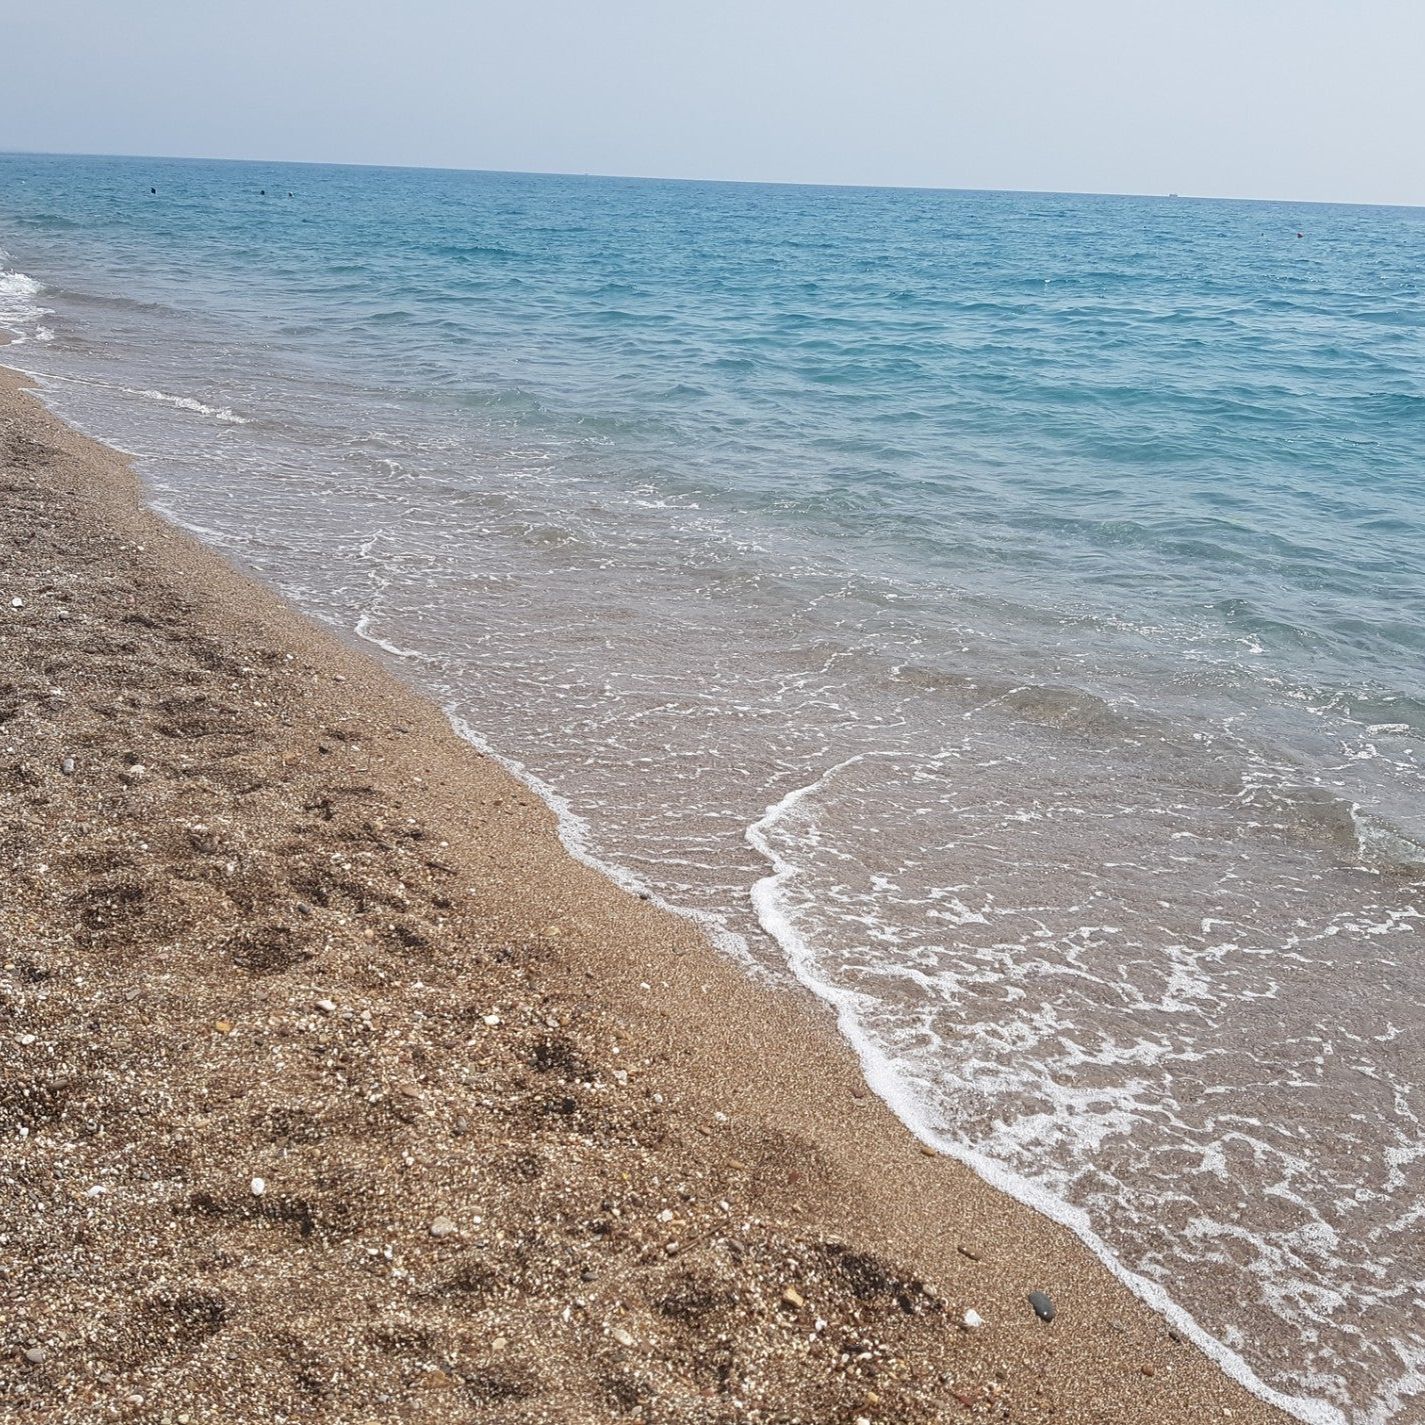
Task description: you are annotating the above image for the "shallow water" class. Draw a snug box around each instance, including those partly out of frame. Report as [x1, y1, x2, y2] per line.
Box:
[2, 153, 1422, 1422]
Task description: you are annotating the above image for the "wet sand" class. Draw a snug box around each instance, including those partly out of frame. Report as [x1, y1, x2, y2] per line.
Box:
[0, 363, 1290, 1422]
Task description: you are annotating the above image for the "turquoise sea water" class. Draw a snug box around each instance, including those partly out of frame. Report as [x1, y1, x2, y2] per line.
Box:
[2, 153, 1422, 1421]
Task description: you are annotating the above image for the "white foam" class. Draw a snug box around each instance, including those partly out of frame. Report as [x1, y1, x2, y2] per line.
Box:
[136, 388, 249, 424]
[8, 369, 250, 425]
[353, 614, 427, 662]
[442, 710, 756, 967]
[0, 266, 51, 341]
[744, 761, 1347, 1425]
[3, 297, 1392, 1423]
[348, 604, 759, 966]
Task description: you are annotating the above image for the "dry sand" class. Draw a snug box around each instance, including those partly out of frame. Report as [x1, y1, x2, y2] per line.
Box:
[0, 364, 1291, 1422]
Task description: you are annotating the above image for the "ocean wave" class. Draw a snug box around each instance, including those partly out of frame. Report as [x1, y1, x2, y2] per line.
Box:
[0, 266, 50, 337]
[744, 756, 1349, 1425]
[51, 286, 181, 317]
[1236, 776, 1425, 875]
[136, 388, 249, 424]
[14, 369, 251, 425]
[7, 159, 1423, 1420]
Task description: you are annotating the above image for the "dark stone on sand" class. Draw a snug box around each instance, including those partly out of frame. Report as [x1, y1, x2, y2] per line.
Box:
[1028, 1290, 1055, 1322]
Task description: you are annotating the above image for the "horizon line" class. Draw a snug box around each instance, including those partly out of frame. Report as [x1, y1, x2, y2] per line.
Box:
[2, 145, 1421, 212]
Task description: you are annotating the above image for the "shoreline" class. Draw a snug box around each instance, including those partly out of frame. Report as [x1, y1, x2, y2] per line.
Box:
[0, 362, 1296, 1422]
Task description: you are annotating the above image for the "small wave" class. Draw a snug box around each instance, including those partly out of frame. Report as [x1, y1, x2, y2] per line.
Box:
[896, 665, 1149, 741]
[136, 388, 250, 424]
[16, 370, 251, 425]
[1237, 779, 1425, 875]
[745, 760, 1348, 1425]
[441, 712, 755, 969]
[990, 682, 1140, 736]
[425, 241, 527, 263]
[47, 286, 180, 317]
[17, 211, 82, 232]
[0, 267, 51, 337]
[1350, 807, 1425, 876]
[0, 269, 42, 301]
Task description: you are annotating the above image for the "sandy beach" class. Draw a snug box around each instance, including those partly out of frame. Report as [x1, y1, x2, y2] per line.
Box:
[0, 361, 1290, 1423]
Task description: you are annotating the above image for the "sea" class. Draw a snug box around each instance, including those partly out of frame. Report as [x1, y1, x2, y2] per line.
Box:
[1, 152, 1421, 1423]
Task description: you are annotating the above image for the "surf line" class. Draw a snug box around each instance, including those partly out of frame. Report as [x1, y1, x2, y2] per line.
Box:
[743, 750, 1344, 1425]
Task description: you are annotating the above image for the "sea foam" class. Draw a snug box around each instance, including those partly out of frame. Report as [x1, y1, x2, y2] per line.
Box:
[4, 155, 1422, 1423]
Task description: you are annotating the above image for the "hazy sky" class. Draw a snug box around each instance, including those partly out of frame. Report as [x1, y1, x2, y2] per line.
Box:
[4, 0, 1422, 205]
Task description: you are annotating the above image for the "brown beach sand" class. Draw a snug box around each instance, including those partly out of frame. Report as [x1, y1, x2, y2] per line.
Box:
[0, 363, 1290, 1424]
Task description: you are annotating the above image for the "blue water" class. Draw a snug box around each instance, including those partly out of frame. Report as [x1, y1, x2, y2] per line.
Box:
[2, 153, 1423, 1422]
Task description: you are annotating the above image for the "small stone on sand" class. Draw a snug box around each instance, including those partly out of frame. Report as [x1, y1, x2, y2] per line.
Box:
[250, 1176, 266, 1197]
[23, 1346, 46, 1364]
[611, 1327, 635, 1348]
[430, 1216, 458, 1238]
[1029, 1290, 1056, 1322]
[961, 1308, 984, 1330]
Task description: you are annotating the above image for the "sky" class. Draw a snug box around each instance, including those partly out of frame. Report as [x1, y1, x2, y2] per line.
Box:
[3, 0, 1422, 206]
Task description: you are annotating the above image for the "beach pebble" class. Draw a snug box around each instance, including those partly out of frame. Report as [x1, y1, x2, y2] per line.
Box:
[961, 1308, 984, 1330]
[10, 597, 23, 609]
[611, 1327, 635, 1348]
[1029, 1290, 1056, 1322]
[23, 1346, 47, 1364]
[314, 998, 337, 1014]
[250, 1176, 266, 1197]
[781, 1285, 805, 1309]
[60, 757, 75, 776]
[429, 1216, 458, 1238]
